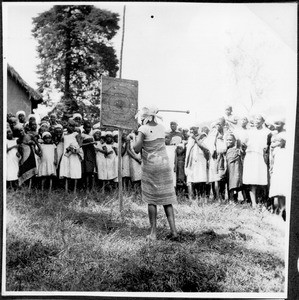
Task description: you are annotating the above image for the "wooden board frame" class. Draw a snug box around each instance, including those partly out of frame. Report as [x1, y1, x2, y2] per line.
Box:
[100, 76, 138, 130]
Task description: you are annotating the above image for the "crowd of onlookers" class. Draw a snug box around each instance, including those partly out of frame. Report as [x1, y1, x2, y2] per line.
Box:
[6, 105, 287, 219]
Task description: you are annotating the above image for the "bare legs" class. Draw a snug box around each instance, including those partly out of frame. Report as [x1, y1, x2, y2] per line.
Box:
[249, 185, 257, 208]
[65, 178, 77, 194]
[163, 204, 178, 238]
[147, 204, 178, 241]
[148, 204, 157, 240]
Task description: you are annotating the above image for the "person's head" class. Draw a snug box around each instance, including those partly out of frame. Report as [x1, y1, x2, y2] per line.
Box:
[67, 119, 76, 133]
[140, 106, 160, 125]
[225, 133, 236, 148]
[42, 132, 52, 144]
[7, 113, 14, 122]
[240, 116, 248, 129]
[14, 124, 25, 138]
[28, 114, 36, 123]
[170, 121, 178, 132]
[201, 126, 210, 136]
[93, 130, 101, 141]
[72, 113, 83, 126]
[16, 111, 26, 123]
[29, 120, 37, 132]
[8, 117, 17, 129]
[225, 105, 232, 116]
[105, 132, 113, 144]
[182, 128, 189, 137]
[83, 120, 92, 134]
[54, 125, 63, 140]
[61, 116, 69, 129]
[176, 143, 185, 155]
[100, 132, 106, 144]
[218, 117, 226, 127]
[278, 137, 286, 149]
[190, 125, 199, 135]
[7, 128, 13, 140]
[41, 115, 50, 123]
[113, 131, 118, 143]
[254, 114, 265, 129]
[273, 118, 285, 133]
[50, 113, 57, 125]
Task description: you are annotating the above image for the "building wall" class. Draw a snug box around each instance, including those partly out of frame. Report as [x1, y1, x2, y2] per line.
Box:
[7, 76, 32, 116]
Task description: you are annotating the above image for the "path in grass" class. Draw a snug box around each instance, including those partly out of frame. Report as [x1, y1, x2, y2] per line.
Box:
[5, 189, 286, 292]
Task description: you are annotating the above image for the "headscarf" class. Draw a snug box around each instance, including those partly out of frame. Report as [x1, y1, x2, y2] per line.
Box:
[42, 131, 52, 138]
[16, 111, 26, 118]
[28, 114, 36, 121]
[73, 113, 82, 120]
[54, 124, 63, 129]
[93, 129, 101, 135]
[137, 106, 162, 124]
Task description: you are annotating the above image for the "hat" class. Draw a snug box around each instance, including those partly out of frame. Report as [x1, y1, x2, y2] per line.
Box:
[105, 131, 113, 136]
[101, 131, 107, 137]
[112, 130, 118, 136]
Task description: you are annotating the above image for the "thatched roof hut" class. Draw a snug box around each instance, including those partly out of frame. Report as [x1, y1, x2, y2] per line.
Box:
[7, 64, 43, 116]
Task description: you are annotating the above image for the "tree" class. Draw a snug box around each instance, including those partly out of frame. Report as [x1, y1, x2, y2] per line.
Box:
[32, 5, 120, 116]
[225, 32, 274, 114]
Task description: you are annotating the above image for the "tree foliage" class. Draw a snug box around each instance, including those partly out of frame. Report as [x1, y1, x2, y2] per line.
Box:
[32, 5, 120, 116]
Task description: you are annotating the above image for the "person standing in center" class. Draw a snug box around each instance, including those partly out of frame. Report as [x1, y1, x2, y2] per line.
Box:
[134, 107, 178, 242]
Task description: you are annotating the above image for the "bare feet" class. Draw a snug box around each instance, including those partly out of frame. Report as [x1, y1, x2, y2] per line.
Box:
[146, 234, 156, 242]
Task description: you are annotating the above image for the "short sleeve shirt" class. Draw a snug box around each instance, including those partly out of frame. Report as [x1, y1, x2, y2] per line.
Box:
[138, 124, 166, 141]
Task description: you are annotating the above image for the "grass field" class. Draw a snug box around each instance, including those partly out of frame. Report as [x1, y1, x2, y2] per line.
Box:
[4, 187, 286, 293]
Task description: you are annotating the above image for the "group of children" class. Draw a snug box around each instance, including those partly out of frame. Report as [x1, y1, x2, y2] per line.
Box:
[6, 111, 142, 193]
[165, 105, 287, 218]
[6, 106, 288, 218]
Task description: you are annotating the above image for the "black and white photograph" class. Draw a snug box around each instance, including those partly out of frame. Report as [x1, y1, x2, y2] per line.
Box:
[2, 1, 298, 298]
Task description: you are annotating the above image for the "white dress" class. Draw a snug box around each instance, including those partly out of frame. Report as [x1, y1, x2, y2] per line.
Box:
[94, 142, 107, 180]
[185, 136, 208, 183]
[122, 143, 131, 177]
[6, 139, 19, 181]
[38, 144, 56, 177]
[105, 144, 117, 180]
[59, 132, 83, 179]
[243, 127, 269, 185]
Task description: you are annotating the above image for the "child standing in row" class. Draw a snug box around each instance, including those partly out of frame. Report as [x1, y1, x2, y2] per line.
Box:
[38, 132, 58, 192]
[6, 128, 20, 189]
[225, 133, 244, 202]
[81, 120, 96, 190]
[59, 119, 84, 194]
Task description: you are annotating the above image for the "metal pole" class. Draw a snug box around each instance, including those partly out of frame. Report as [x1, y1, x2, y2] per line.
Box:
[158, 109, 190, 114]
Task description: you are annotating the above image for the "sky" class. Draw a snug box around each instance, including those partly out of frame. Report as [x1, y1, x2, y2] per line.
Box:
[3, 2, 297, 129]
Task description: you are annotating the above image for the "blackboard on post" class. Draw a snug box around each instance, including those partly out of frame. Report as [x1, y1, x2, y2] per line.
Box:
[100, 76, 138, 130]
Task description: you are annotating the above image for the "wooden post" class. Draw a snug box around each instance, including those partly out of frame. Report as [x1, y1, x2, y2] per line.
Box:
[118, 128, 123, 212]
[118, 5, 126, 214]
